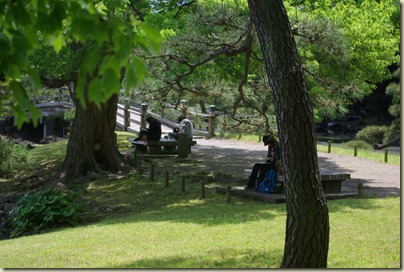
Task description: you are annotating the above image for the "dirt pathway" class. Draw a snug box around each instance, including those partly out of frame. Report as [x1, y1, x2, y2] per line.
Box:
[188, 138, 400, 198]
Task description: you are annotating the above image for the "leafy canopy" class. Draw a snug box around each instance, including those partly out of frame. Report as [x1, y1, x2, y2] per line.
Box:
[0, 0, 162, 128]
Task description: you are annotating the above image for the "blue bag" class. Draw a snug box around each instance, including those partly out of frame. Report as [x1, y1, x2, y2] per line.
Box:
[258, 169, 277, 194]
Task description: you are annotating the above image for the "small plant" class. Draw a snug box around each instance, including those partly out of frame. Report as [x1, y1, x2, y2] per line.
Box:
[0, 139, 34, 177]
[9, 188, 84, 238]
[342, 140, 372, 150]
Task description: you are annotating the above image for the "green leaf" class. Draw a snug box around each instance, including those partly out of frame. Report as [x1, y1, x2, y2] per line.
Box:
[132, 56, 147, 85]
[10, 81, 29, 105]
[124, 64, 137, 91]
[26, 104, 41, 127]
[99, 56, 119, 75]
[50, 33, 66, 53]
[75, 80, 85, 109]
[62, 208, 74, 217]
[88, 77, 102, 108]
[26, 68, 41, 95]
[8, 63, 21, 79]
[101, 68, 120, 100]
[10, 2, 32, 26]
[13, 105, 30, 129]
[140, 22, 163, 53]
[44, 212, 54, 222]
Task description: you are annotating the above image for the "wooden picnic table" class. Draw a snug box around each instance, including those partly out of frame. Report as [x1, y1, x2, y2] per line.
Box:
[129, 137, 197, 157]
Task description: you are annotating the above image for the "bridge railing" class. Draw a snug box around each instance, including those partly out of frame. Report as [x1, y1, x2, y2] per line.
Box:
[116, 103, 213, 137]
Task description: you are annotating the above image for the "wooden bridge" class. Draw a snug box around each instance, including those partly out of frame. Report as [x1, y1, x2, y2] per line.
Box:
[115, 103, 212, 137]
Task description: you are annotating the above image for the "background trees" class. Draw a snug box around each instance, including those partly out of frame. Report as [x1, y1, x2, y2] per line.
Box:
[1, 0, 399, 143]
[131, 0, 399, 135]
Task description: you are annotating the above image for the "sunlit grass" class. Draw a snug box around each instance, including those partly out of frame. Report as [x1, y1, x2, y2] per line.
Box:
[0, 196, 399, 268]
[317, 143, 400, 166]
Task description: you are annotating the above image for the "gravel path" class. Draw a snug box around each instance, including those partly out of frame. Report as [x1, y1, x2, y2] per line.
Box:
[190, 138, 400, 198]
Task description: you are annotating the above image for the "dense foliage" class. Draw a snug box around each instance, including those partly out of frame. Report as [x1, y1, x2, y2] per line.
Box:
[9, 188, 83, 238]
[356, 125, 389, 144]
[131, 0, 400, 133]
[0, 0, 399, 134]
[0, 0, 161, 128]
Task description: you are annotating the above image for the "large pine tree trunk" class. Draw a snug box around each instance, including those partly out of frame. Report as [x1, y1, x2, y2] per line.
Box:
[60, 93, 124, 178]
[247, 0, 329, 268]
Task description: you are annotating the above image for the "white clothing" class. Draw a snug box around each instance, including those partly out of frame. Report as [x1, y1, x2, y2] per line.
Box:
[180, 118, 194, 140]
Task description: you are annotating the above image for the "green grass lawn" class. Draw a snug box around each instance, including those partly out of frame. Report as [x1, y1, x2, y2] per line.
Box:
[0, 132, 400, 268]
[0, 196, 400, 268]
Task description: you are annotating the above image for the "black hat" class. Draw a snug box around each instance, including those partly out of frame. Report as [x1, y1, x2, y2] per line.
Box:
[263, 135, 271, 146]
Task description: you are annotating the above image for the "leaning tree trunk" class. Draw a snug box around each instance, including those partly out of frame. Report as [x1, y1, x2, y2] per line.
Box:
[60, 93, 124, 178]
[373, 135, 400, 150]
[247, 0, 329, 268]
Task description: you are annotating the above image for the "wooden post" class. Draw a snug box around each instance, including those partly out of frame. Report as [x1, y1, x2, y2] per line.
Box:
[357, 183, 364, 198]
[181, 176, 185, 193]
[140, 103, 147, 129]
[137, 160, 142, 175]
[164, 171, 169, 187]
[208, 105, 215, 139]
[226, 186, 231, 203]
[134, 149, 138, 163]
[328, 140, 332, 153]
[178, 133, 188, 158]
[150, 164, 155, 182]
[200, 180, 205, 199]
[124, 99, 130, 131]
[384, 148, 388, 163]
[354, 146, 357, 157]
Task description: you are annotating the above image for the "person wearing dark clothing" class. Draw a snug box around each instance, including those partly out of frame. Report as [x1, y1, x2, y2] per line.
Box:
[245, 135, 281, 190]
[134, 115, 162, 143]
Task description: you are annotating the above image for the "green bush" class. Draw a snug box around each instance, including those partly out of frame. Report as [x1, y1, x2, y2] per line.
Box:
[9, 188, 84, 238]
[0, 139, 34, 177]
[383, 119, 400, 143]
[342, 140, 372, 150]
[356, 125, 388, 144]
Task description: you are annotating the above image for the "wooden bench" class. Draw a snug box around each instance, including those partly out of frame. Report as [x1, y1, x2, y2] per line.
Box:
[244, 169, 351, 194]
[129, 138, 197, 156]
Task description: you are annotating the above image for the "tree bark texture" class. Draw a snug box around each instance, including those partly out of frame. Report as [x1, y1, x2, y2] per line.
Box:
[61, 93, 124, 178]
[247, 0, 329, 268]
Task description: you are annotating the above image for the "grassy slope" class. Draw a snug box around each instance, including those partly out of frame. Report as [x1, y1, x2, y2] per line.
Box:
[0, 197, 399, 268]
[0, 132, 400, 268]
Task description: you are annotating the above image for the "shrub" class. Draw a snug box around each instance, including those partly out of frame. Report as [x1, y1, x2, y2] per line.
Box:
[9, 188, 84, 238]
[383, 119, 400, 143]
[355, 125, 388, 144]
[342, 140, 372, 150]
[0, 139, 34, 177]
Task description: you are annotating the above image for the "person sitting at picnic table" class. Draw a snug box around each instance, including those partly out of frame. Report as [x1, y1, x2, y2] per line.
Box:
[134, 115, 162, 142]
[245, 134, 281, 190]
[168, 116, 194, 141]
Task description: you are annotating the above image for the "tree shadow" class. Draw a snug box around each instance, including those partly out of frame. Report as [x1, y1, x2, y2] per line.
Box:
[113, 248, 283, 268]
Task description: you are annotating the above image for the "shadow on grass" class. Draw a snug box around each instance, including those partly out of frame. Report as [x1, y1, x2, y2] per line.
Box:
[76, 165, 395, 229]
[69, 140, 399, 227]
[114, 248, 283, 268]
